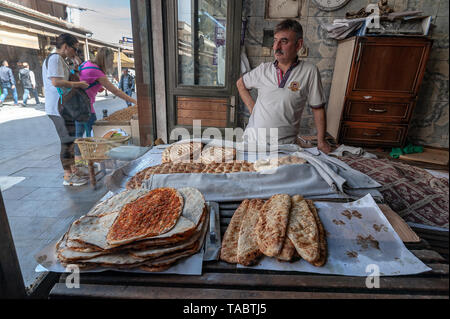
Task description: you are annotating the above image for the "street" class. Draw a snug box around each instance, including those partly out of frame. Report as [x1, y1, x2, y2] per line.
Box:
[0, 91, 135, 288]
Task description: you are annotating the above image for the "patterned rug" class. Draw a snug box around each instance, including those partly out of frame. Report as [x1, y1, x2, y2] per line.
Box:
[338, 156, 449, 229]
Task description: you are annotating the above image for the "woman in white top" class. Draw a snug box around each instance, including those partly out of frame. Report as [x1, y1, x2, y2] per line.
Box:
[42, 33, 90, 186]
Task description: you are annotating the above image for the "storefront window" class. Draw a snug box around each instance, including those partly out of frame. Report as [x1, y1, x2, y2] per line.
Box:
[177, 0, 227, 87]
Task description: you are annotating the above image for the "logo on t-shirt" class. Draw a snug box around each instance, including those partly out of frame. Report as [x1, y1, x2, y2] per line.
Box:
[288, 81, 300, 92]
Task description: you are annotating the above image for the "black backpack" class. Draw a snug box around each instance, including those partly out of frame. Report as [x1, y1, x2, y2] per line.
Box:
[45, 54, 92, 122]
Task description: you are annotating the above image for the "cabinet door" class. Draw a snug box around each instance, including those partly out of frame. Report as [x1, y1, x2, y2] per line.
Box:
[348, 37, 432, 98]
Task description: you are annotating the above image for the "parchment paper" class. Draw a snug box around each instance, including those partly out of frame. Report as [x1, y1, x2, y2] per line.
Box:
[238, 194, 431, 277]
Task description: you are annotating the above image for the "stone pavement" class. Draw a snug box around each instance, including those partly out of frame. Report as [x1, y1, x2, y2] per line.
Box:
[0, 92, 135, 289]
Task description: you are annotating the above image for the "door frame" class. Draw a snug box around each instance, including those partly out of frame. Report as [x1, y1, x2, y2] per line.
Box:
[164, 0, 243, 140]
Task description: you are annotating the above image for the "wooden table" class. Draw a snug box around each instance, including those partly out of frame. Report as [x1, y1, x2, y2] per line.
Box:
[49, 201, 449, 299]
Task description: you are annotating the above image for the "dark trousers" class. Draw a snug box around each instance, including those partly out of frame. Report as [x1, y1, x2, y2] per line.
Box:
[124, 89, 133, 107]
[74, 112, 97, 156]
[23, 88, 40, 104]
[48, 115, 76, 171]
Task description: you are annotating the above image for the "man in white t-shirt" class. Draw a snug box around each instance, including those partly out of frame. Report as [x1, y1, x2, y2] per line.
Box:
[237, 19, 331, 154]
[42, 33, 89, 186]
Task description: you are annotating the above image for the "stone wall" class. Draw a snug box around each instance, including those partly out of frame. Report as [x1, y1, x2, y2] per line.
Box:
[240, 0, 449, 148]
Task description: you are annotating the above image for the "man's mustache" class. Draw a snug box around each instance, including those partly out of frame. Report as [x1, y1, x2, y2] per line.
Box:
[275, 49, 284, 55]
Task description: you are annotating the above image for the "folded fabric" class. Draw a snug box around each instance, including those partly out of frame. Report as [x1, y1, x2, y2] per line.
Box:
[390, 144, 424, 159]
[403, 143, 424, 155]
[329, 144, 377, 159]
[390, 148, 404, 159]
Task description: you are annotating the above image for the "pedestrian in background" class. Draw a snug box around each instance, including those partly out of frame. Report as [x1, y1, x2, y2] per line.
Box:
[119, 68, 135, 107]
[0, 60, 19, 106]
[19, 62, 41, 106]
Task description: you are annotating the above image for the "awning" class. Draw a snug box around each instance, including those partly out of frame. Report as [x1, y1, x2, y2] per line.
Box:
[114, 51, 135, 69]
[0, 26, 39, 50]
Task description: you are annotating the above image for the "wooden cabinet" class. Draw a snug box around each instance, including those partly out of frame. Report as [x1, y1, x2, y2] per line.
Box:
[327, 36, 432, 148]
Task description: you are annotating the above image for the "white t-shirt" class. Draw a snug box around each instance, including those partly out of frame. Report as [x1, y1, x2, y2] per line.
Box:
[42, 54, 70, 116]
[243, 60, 326, 144]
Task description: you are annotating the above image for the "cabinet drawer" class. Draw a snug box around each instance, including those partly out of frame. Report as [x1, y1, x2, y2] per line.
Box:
[340, 122, 408, 147]
[343, 100, 413, 123]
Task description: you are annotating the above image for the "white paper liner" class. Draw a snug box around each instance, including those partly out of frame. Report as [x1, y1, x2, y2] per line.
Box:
[238, 194, 431, 277]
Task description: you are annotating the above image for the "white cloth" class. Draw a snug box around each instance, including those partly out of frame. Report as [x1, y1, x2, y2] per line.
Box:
[242, 61, 326, 144]
[42, 54, 70, 116]
[29, 70, 36, 88]
[329, 144, 378, 159]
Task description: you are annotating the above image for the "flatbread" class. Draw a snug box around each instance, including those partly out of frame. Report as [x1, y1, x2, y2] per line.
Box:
[162, 142, 203, 163]
[139, 210, 209, 268]
[107, 188, 184, 245]
[287, 195, 320, 263]
[220, 200, 249, 264]
[200, 146, 236, 164]
[256, 194, 291, 257]
[130, 207, 206, 258]
[237, 199, 264, 266]
[122, 205, 206, 250]
[67, 212, 119, 250]
[177, 187, 205, 227]
[87, 189, 149, 217]
[306, 200, 327, 267]
[277, 237, 296, 262]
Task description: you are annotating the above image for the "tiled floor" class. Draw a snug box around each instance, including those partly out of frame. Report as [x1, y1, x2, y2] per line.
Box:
[0, 94, 131, 289]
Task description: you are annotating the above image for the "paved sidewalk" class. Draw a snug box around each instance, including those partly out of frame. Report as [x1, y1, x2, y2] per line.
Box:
[0, 93, 134, 289]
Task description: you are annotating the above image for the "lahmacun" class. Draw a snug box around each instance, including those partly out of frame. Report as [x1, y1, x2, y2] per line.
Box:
[107, 188, 184, 245]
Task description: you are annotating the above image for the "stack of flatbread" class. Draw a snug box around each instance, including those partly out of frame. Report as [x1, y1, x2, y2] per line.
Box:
[161, 142, 237, 164]
[220, 194, 327, 267]
[126, 161, 255, 190]
[56, 187, 208, 272]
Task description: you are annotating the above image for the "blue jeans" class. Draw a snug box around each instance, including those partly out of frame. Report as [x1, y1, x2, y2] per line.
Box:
[124, 89, 133, 106]
[23, 88, 40, 105]
[74, 113, 97, 156]
[0, 86, 18, 104]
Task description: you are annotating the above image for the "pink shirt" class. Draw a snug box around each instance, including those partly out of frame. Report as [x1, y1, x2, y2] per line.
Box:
[79, 61, 105, 113]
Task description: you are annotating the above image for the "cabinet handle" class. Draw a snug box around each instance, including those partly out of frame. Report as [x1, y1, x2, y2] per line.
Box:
[369, 108, 387, 113]
[363, 96, 373, 100]
[363, 132, 382, 137]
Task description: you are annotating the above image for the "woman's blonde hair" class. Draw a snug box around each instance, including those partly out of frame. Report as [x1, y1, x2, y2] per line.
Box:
[93, 47, 114, 74]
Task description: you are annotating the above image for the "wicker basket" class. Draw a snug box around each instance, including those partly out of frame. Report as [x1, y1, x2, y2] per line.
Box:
[75, 136, 131, 161]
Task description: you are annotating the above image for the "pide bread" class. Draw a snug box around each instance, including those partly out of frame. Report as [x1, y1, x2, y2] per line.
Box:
[287, 195, 320, 263]
[256, 194, 291, 257]
[237, 199, 264, 266]
[221, 195, 327, 267]
[220, 200, 249, 264]
[126, 161, 256, 189]
[162, 142, 203, 163]
[200, 146, 236, 164]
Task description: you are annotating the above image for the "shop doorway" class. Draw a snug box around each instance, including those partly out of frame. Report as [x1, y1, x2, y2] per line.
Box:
[165, 0, 242, 141]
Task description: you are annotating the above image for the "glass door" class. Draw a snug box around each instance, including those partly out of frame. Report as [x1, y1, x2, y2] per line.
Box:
[165, 0, 242, 140]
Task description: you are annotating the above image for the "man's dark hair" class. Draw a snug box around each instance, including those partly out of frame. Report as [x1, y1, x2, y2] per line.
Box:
[274, 19, 303, 41]
[55, 33, 78, 49]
